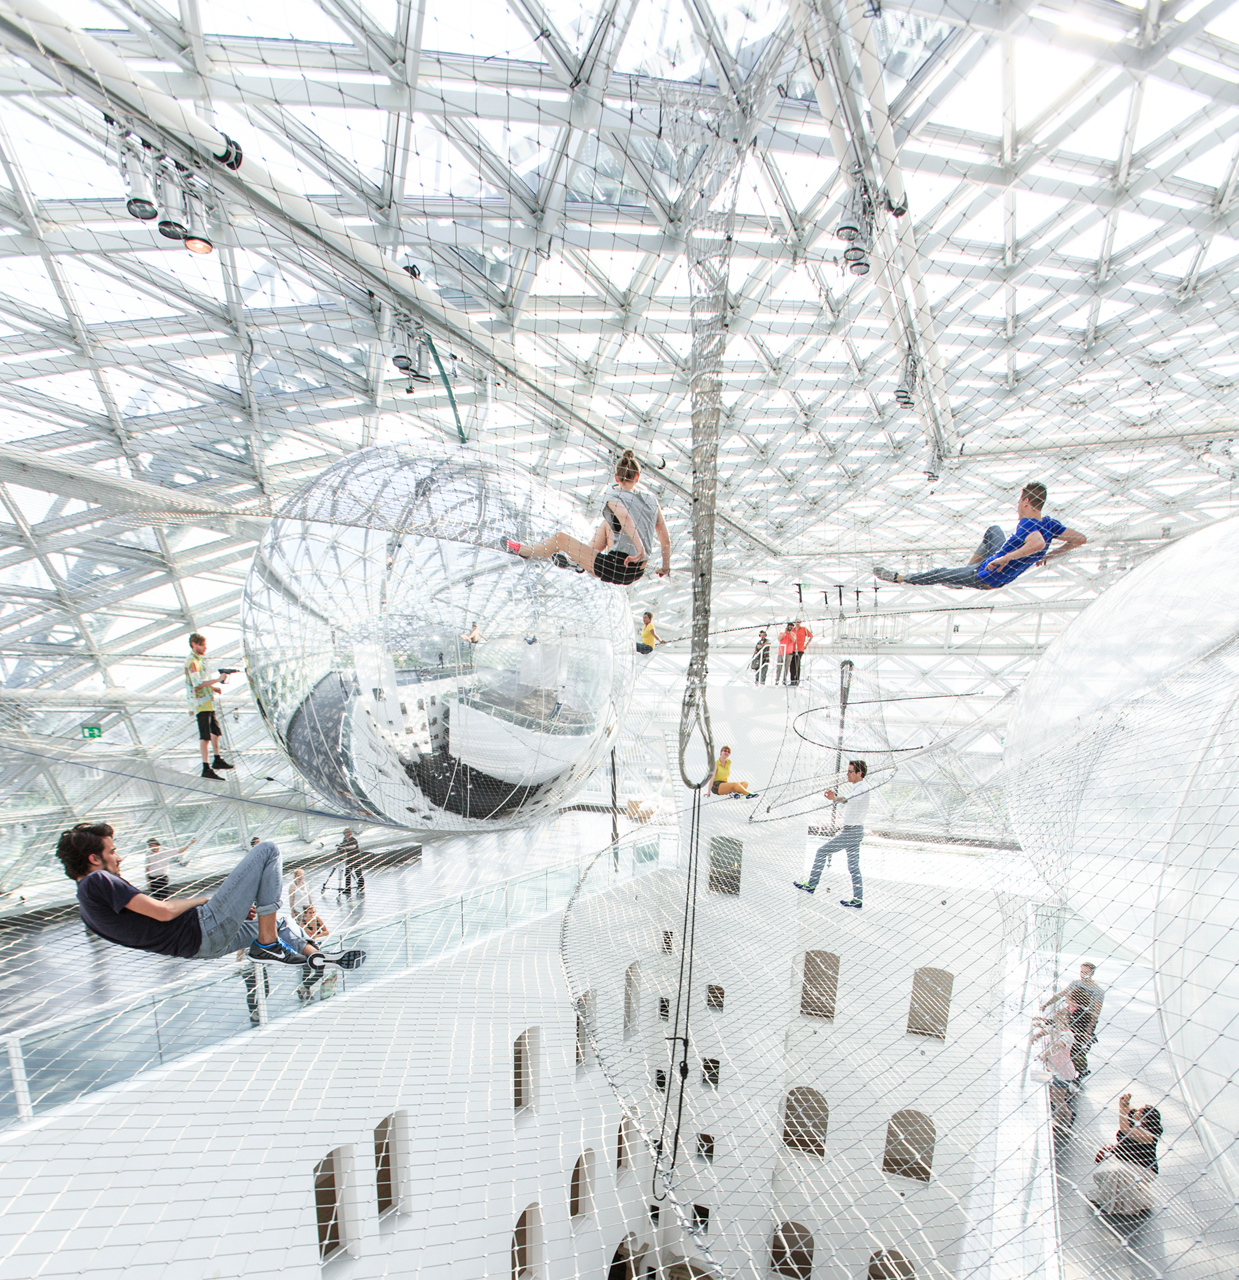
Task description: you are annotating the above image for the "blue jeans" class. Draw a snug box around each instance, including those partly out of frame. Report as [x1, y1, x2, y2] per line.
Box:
[807, 826, 864, 898]
[903, 526, 1004, 588]
[197, 841, 296, 959]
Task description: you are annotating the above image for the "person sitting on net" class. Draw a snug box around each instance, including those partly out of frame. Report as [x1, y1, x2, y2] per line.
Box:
[504, 449, 670, 586]
[711, 746, 756, 799]
[460, 623, 485, 644]
[636, 611, 664, 655]
[1090, 1093, 1162, 1216]
[873, 483, 1086, 589]
[289, 866, 330, 940]
[58, 822, 364, 972]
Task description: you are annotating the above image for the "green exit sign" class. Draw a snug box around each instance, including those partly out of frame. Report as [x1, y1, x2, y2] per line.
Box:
[81, 725, 103, 739]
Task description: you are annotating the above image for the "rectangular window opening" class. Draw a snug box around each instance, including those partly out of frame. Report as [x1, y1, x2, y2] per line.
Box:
[315, 1151, 343, 1261]
[374, 1116, 395, 1216]
[801, 951, 839, 1021]
[696, 1133, 715, 1162]
[661, 929, 674, 954]
[693, 1204, 710, 1233]
[706, 984, 725, 1010]
[708, 836, 743, 895]
[701, 1057, 720, 1088]
[658, 996, 670, 1020]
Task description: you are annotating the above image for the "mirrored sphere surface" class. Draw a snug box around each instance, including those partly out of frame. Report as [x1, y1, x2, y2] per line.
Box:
[241, 446, 636, 833]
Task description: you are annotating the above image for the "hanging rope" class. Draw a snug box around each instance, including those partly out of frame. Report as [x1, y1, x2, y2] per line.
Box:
[662, 93, 747, 792]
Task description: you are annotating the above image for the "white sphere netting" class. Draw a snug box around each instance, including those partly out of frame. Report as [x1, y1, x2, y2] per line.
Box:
[1006, 516, 1239, 1205]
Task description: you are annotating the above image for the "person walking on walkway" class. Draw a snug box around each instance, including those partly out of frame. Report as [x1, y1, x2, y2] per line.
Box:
[788, 619, 813, 686]
[338, 828, 364, 895]
[145, 834, 196, 900]
[776, 623, 794, 686]
[752, 630, 771, 684]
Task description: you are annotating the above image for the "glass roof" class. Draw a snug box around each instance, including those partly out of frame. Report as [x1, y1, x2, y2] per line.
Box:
[0, 0, 1238, 882]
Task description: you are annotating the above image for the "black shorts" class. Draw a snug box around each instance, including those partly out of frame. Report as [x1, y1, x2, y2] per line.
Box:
[593, 549, 646, 586]
[196, 710, 222, 741]
[710, 780, 722, 795]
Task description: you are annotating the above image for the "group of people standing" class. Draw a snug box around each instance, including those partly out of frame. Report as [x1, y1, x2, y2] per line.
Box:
[752, 621, 813, 686]
[1033, 964, 1164, 1219]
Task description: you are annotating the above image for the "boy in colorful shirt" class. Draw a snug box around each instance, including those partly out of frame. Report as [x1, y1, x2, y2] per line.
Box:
[185, 631, 234, 780]
[873, 483, 1086, 589]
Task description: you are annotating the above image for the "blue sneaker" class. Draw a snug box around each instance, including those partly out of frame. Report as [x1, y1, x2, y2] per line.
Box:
[793, 881, 815, 894]
[840, 898, 863, 909]
[249, 939, 308, 966]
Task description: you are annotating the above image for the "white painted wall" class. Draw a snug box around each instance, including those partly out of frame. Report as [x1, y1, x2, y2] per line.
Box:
[0, 915, 678, 1280]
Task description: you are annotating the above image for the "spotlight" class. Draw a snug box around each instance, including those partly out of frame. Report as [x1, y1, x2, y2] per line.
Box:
[156, 178, 186, 240]
[848, 257, 871, 276]
[895, 349, 918, 407]
[124, 164, 157, 221]
[183, 201, 213, 255]
[392, 353, 414, 372]
[836, 183, 868, 242]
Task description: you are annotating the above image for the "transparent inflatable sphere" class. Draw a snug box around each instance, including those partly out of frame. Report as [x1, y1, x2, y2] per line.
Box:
[1005, 515, 1239, 1199]
[241, 446, 636, 833]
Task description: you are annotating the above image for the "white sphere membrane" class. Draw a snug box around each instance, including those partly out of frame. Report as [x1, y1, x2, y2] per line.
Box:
[1005, 516, 1239, 1197]
[241, 445, 635, 834]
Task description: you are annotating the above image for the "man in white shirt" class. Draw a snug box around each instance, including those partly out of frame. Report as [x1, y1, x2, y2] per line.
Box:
[794, 760, 871, 908]
[145, 834, 196, 900]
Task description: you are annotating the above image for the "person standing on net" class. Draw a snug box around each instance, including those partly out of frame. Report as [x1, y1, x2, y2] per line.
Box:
[504, 450, 671, 586]
[775, 623, 794, 686]
[752, 630, 771, 684]
[873, 483, 1086, 589]
[186, 632, 235, 780]
[788, 619, 813, 686]
[58, 822, 364, 972]
[795, 759, 871, 908]
[145, 834, 196, 900]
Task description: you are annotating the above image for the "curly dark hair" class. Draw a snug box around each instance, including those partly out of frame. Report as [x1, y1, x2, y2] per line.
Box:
[56, 822, 113, 879]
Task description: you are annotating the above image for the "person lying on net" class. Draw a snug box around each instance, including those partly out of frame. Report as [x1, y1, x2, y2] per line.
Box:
[873, 483, 1085, 589]
[59, 823, 365, 972]
[504, 449, 671, 586]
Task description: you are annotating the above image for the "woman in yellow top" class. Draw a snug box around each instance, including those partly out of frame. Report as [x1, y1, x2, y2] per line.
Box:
[710, 745, 756, 798]
[636, 611, 664, 655]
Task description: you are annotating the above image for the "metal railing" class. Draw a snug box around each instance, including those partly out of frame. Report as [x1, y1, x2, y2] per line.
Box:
[0, 831, 671, 1129]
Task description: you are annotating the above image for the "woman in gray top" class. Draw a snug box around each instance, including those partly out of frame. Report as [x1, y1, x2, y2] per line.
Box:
[504, 449, 671, 586]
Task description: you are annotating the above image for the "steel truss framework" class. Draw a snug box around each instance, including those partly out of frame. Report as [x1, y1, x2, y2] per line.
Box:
[0, 0, 1237, 884]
